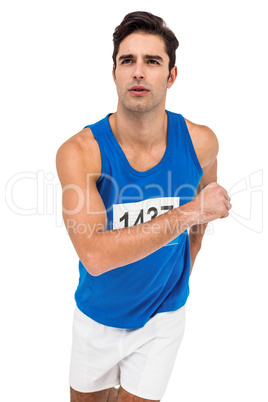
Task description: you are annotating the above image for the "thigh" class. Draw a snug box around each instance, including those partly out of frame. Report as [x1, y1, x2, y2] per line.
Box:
[70, 386, 109, 402]
[120, 307, 186, 400]
[118, 386, 159, 402]
[70, 307, 120, 393]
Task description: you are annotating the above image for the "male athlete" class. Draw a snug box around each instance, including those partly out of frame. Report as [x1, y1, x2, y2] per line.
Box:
[56, 11, 231, 402]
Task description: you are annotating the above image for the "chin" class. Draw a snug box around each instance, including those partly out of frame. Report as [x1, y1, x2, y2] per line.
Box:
[122, 100, 156, 114]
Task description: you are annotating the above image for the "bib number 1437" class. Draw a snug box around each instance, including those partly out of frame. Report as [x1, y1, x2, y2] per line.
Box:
[113, 197, 180, 229]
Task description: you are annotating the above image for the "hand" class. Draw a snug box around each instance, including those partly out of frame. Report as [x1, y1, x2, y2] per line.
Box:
[192, 182, 232, 225]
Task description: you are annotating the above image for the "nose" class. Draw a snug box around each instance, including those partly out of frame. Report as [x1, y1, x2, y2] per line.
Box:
[133, 60, 145, 81]
[133, 72, 145, 80]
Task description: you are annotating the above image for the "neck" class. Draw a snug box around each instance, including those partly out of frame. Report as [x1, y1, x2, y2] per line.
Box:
[109, 104, 168, 149]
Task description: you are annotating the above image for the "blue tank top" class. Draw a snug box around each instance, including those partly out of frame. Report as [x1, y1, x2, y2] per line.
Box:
[75, 110, 203, 329]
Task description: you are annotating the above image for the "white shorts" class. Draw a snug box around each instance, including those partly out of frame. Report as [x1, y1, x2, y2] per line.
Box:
[69, 306, 186, 400]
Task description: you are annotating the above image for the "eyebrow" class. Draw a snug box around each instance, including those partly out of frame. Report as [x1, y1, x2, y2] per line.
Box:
[118, 54, 164, 63]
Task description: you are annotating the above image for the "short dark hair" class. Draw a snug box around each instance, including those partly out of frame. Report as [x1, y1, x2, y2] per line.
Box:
[112, 11, 179, 75]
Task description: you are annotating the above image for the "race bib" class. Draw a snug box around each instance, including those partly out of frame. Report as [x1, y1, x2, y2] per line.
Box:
[113, 197, 180, 245]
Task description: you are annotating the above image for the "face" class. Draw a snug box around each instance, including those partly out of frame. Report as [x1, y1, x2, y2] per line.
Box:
[112, 33, 177, 114]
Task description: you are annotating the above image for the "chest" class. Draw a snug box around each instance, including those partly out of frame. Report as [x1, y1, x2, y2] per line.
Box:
[120, 143, 167, 172]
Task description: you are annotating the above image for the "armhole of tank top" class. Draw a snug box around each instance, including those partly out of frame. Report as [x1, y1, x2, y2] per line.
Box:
[83, 124, 108, 185]
[179, 115, 203, 176]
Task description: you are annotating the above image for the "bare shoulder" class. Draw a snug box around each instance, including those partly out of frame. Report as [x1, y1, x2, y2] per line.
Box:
[56, 127, 101, 185]
[184, 117, 219, 168]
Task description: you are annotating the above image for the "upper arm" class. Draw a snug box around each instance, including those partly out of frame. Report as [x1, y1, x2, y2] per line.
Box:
[185, 118, 219, 191]
[197, 126, 219, 189]
[199, 158, 218, 189]
[56, 130, 107, 270]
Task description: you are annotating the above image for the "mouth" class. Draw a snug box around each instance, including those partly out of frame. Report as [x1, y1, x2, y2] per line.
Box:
[128, 86, 150, 96]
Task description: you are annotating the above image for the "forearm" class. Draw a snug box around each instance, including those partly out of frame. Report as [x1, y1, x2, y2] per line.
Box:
[80, 202, 198, 276]
[189, 223, 208, 274]
[66, 181, 230, 276]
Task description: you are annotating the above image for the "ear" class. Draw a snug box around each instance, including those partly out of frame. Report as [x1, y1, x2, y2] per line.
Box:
[167, 66, 177, 89]
[112, 64, 116, 82]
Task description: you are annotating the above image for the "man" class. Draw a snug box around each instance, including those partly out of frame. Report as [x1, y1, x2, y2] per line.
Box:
[56, 11, 231, 402]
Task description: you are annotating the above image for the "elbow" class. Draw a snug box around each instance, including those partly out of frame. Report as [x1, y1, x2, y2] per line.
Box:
[79, 251, 109, 277]
[85, 265, 102, 277]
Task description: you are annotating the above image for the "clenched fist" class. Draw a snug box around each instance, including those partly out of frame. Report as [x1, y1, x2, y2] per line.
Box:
[192, 182, 231, 225]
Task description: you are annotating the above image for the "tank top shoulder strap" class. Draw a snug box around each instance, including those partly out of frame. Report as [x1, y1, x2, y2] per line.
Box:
[83, 115, 112, 183]
[167, 111, 202, 176]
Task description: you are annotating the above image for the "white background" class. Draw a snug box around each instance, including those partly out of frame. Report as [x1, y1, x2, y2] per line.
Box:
[1, 0, 267, 401]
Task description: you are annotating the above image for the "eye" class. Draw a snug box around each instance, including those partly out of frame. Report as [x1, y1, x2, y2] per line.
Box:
[148, 60, 160, 65]
[121, 59, 132, 64]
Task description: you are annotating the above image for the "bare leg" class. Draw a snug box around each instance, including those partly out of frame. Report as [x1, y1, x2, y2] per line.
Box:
[108, 387, 119, 402]
[117, 386, 160, 402]
[70, 386, 118, 402]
